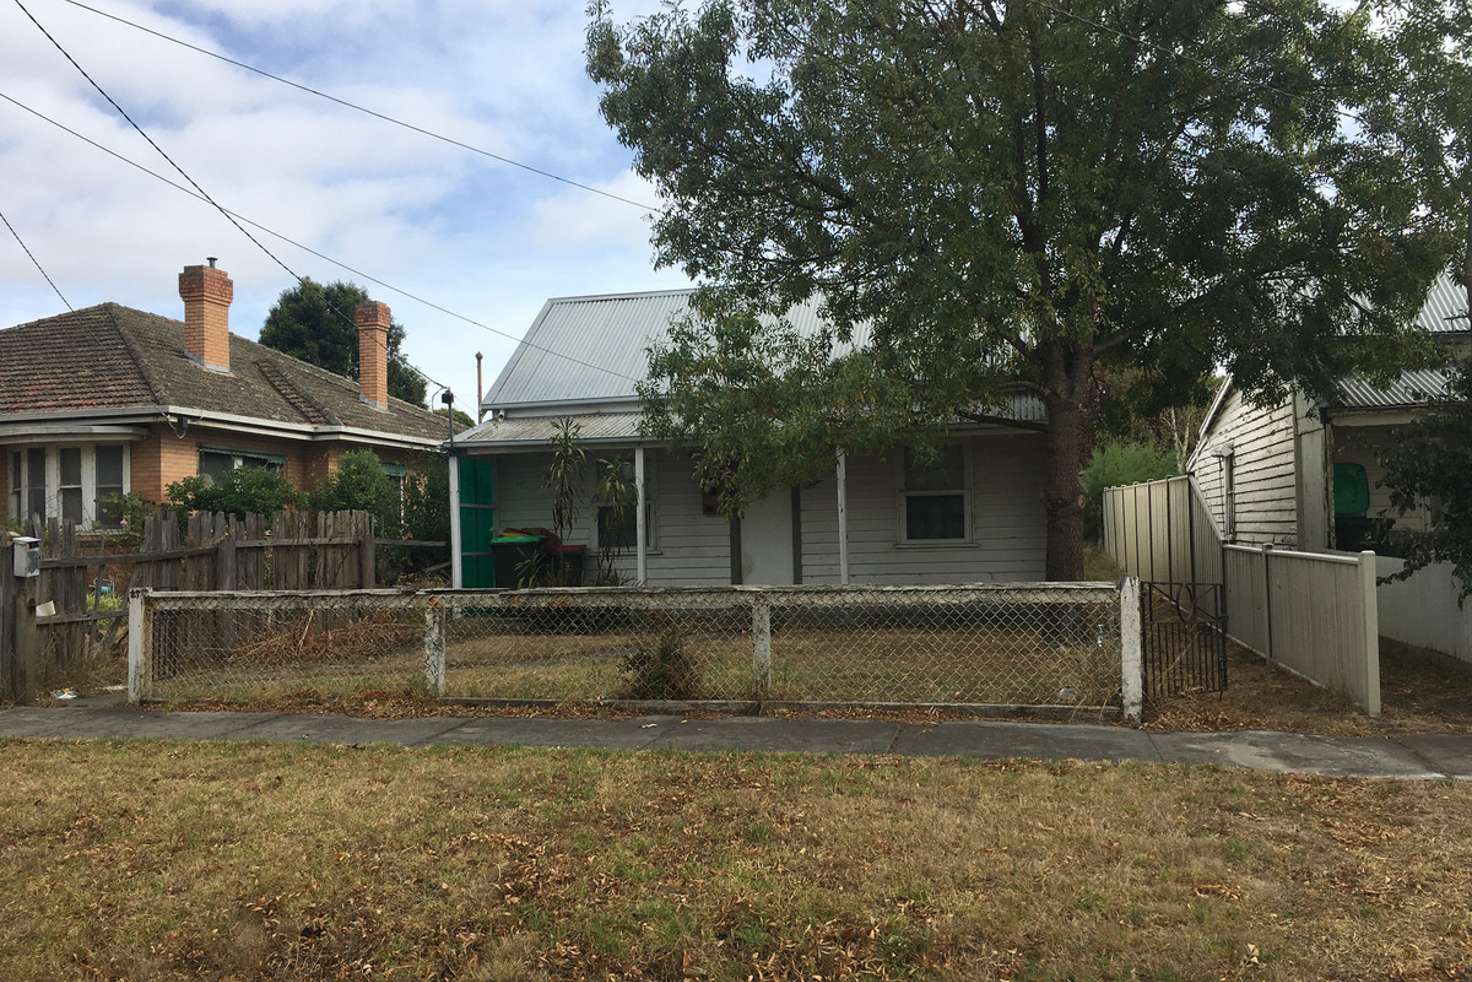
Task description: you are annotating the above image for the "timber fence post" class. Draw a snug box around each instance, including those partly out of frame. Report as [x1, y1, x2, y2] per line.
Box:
[127, 588, 153, 704]
[751, 594, 772, 705]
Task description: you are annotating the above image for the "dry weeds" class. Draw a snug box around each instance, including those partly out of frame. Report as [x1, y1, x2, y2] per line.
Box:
[0, 741, 1469, 979]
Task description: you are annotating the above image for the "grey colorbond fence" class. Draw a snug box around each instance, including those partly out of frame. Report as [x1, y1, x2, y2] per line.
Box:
[129, 581, 1145, 718]
[1103, 475, 1381, 715]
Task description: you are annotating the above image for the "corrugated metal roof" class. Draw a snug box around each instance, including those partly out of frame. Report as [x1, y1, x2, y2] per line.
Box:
[457, 398, 1045, 448]
[484, 289, 864, 408]
[1417, 271, 1469, 333]
[458, 412, 643, 445]
[1334, 367, 1453, 410]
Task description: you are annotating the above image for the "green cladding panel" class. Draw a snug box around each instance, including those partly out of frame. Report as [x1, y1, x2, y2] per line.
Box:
[1333, 463, 1370, 517]
[458, 456, 496, 587]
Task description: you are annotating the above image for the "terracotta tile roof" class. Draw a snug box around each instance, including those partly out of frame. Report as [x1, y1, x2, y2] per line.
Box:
[0, 303, 448, 442]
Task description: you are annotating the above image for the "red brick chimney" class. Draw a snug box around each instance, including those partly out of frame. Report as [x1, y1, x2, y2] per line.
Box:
[178, 258, 233, 371]
[355, 300, 391, 410]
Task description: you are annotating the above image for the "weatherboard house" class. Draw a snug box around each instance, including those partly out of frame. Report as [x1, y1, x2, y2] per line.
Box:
[0, 262, 446, 529]
[450, 289, 1050, 587]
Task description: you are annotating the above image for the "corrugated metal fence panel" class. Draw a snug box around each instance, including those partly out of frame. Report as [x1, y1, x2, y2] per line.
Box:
[1223, 545, 1269, 655]
[1103, 476, 1222, 587]
[1224, 545, 1379, 714]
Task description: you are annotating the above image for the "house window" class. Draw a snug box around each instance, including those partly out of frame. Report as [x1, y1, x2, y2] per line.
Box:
[6, 450, 19, 521]
[593, 456, 654, 551]
[5, 445, 129, 528]
[199, 448, 285, 484]
[900, 444, 969, 542]
[95, 445, 126, 528]
[26, 447, 45, 523]
[1221, 452, 1236, 539]
[59, 448, 83, 524]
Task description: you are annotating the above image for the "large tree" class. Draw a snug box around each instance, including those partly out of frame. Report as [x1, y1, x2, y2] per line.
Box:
[259, 279, 428, 406]
[587, 0, 1460, 578]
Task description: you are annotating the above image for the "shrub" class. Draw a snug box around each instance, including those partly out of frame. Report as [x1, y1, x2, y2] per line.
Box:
[308, 450, 402, 534]
[619, 627, 700, 700]
[167, 467, 302, 519]
[1080, 441, 1179, 542]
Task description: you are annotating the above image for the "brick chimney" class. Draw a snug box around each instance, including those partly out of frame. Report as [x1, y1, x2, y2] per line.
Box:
[178, 258, 233, 371]
[355, 300, 391, 410]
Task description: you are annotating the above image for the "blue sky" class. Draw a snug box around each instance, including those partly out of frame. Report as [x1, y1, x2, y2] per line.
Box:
[0, 0, 685, 409]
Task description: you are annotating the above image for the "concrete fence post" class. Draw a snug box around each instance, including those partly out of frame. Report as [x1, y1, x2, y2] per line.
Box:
[751, 594, 772, 702]
[1119, 576, 1143, 721]
[423, 596, 447, 698]
[127, 588, 153, 704]
[1359, 551, 1382, 717]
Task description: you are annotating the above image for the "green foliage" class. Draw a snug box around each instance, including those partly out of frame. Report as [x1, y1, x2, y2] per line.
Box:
[1378, 356, 1472, 598]
[619, 627, 700, 700]
[99, 492, 153, 541]
[259, 278, 428, 406]
[1080, 442, 1181, 542]
[400, 454, 450, 543]
[592, 457, 636, 585]
[308, 450, 402, 534]
[587, 0, 1463, 577]
[167, 468, 302, 519]
[434, 406, 476, 432]
[545, 417, 586, 550]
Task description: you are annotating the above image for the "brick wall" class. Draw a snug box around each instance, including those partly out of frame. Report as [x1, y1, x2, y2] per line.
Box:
[129, 426, 427, 501]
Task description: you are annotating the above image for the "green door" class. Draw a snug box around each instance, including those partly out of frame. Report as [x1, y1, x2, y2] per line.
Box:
[458, 456, 496, 587]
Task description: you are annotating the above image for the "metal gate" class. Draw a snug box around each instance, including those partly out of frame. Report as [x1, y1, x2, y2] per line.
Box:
[1141, 581, 1228, 698]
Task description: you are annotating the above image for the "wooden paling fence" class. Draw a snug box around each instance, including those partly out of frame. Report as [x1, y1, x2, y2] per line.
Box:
[1, 508, 419, 701]
[1102, 475, 1381, 715]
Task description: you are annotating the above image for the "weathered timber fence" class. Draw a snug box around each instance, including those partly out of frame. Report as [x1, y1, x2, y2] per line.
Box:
[1, 509, 444, 701]
[1103, 475, 1381, 715]
[129, 580, 1146, 720]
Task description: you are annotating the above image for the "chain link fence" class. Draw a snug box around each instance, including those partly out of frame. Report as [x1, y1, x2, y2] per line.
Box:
[130, 583, 1139, 714]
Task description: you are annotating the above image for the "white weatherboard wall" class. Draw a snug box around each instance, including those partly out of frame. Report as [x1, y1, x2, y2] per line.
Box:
[490, 432, 1048, 587]
[1192, 387, 1298, 546]
[1374, 558, 1472, 669]
[800, 434, 1048, 585]
[495, 449, 733, 585]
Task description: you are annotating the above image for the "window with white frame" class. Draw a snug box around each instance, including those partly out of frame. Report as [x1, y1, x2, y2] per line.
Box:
[199, 448, 285, 484]
[5, 444, 130, 528]
[899, 444, 970, 542]
[593, 456, 655, 551]
[6, 449, 19, 521]
[25, 447, 45, 523]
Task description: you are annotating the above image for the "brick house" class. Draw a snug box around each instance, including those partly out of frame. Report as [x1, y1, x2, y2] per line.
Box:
[0, 261, 447, 529]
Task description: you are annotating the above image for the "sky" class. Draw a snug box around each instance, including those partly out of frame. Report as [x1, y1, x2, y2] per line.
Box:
[0, 0, 686, 412]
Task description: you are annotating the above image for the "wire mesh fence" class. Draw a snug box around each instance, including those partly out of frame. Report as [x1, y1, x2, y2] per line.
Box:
[131, 583, 1134, 712]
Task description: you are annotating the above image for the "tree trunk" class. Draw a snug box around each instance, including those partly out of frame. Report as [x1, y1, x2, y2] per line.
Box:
[1043, 393, 1088, 581]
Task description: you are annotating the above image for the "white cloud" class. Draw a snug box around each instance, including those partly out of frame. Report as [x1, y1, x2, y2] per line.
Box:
[0, 0, 683, 407]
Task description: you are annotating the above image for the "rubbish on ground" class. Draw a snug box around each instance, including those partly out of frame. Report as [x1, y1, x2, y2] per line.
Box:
[50, 688, 78, 701]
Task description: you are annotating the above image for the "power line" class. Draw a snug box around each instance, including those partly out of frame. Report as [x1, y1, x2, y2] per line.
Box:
[9, 0, 458, 389]
[0, 205, 72, 309]
[0, 90, 642, 385]
[54, 0, 663, 213]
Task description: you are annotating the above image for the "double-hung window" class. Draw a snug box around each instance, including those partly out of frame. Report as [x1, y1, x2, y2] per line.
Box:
[899, 444, 970, 543]
[58, 448, 84, 524]
[7, 450, 19, 521]
[5, 445, 129, 528]
[25, 448, 46, 523]
[593, 456, 654, 551]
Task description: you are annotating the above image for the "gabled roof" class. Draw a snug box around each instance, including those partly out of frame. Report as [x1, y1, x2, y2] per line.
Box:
[1415, 270, 1469, 333]
[471, 287, 1048, 442]
[0, 303, 447, 442]
[483, 288, 857, 408]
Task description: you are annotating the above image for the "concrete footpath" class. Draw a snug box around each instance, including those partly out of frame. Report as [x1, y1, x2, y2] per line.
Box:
[2, 702, 1470, 779]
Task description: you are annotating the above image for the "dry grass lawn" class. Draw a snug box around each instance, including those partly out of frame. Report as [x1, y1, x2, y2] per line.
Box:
[1, 740, 1470, 980]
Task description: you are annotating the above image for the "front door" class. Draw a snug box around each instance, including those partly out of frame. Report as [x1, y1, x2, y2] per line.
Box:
[741, 488, 795, 585]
